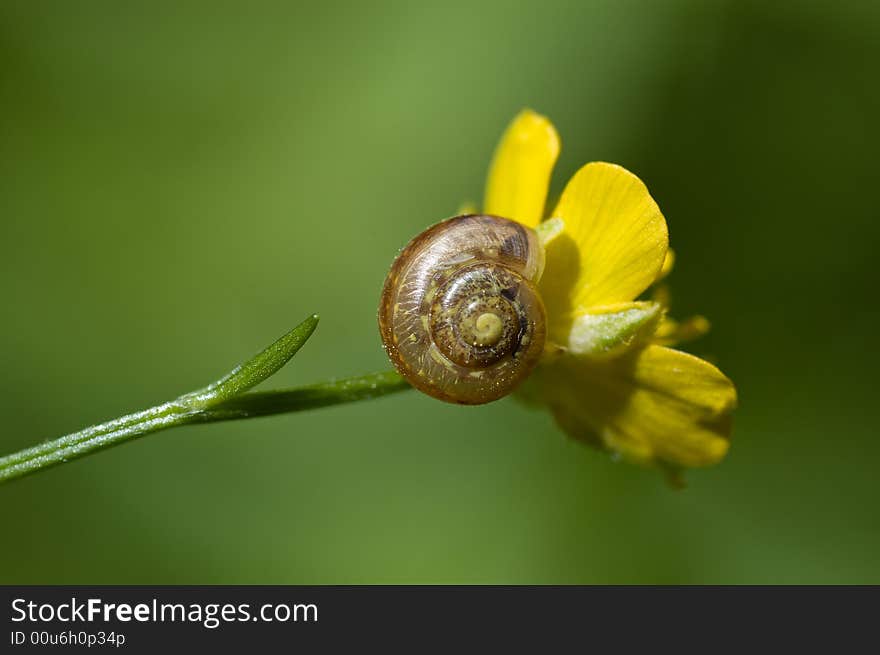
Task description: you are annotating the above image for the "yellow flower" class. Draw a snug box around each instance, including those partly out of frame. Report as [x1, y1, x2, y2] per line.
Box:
[483, 109, 737, 481]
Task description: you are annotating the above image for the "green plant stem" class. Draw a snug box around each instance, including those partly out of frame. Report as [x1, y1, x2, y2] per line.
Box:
[196, 371, 410, 421]
[0, 371, 410, 484]
[0, 313, 412, 485]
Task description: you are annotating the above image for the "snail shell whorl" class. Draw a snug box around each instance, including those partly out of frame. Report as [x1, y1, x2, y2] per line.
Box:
[378, 214, 546, 405]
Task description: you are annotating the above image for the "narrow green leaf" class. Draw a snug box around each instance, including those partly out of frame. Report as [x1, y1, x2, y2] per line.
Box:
[200, 371, 411, 421]
[0, 314, 416, 485]
[0, 369, 410, 484]
[181, 314, 320, 409]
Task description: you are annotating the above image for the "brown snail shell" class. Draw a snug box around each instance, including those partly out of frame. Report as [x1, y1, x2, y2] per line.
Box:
[378, 214, 546, 405]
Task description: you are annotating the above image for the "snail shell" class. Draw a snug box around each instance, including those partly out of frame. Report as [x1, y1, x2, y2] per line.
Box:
[378, 214, 546, 405]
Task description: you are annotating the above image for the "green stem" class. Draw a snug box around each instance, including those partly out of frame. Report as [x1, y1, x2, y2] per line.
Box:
[197, 371, 411, 421]
[0, 313, 413, 485]
[0, 371, 410, 484]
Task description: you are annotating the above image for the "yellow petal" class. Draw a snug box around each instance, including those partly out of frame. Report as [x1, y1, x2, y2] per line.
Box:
[656, 248, 676, 282]
[483, 109, 560, 228]
[532, 345, 736, 469]
[541, 163, 668, 340]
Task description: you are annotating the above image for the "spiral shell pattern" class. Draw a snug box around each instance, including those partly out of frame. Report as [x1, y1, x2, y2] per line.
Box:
[378, 214, 546, 404]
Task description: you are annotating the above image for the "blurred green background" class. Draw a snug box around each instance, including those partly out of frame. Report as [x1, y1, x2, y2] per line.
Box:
[2, 0, 878, 584]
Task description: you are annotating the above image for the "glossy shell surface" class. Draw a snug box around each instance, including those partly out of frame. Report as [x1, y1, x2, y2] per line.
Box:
[378, 214, 546, 404]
